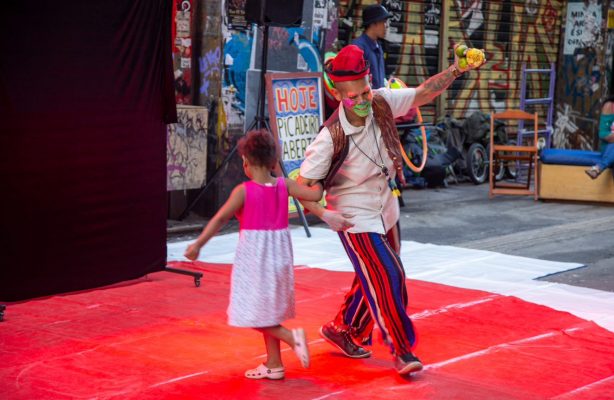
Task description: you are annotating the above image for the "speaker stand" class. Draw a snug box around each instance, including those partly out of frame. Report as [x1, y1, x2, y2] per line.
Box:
[247, 22, 311, 237]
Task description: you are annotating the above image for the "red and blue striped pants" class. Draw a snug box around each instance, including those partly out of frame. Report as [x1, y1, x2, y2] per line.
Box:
[333, 228, 417, 356]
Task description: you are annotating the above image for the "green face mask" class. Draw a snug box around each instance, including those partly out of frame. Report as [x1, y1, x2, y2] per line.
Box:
[353, 101, 372, 117]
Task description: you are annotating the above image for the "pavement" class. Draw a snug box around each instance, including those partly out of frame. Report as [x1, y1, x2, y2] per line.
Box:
[167, 182, 614, 293]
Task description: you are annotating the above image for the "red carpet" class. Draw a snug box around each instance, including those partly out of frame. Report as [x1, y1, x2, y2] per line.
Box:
[1, 261, 613, 399]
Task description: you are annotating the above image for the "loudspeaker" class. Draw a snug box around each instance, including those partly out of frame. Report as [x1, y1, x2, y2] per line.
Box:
[245, 0, 303, 27]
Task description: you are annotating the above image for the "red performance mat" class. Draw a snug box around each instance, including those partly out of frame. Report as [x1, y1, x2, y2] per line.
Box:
[1, 262, 613, 399]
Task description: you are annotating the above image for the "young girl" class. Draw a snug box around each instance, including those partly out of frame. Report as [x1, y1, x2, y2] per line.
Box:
[184, 129, 323, 380]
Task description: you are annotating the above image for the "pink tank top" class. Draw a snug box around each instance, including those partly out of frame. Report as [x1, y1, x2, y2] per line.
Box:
[238, 177, 289, 230]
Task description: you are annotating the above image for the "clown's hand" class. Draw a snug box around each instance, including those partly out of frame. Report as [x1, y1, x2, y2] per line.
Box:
[453, 44, 486, 73]
[322, 210, 355, 232]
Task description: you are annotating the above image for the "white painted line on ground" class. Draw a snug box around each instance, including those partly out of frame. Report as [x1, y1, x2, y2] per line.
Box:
[425, 327, 584, 371]
[148, 371, 209, 388]
[551, 375, 614, 399]
[311, 390, 346, 400]
[167, 227, 614, 333]
[410, 295, 499, 320]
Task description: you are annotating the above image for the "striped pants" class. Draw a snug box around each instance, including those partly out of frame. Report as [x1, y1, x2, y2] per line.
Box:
[333, 227, 417, 356]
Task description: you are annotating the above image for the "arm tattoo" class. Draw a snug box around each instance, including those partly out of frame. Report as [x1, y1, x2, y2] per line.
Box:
[421, 66, 456, 96]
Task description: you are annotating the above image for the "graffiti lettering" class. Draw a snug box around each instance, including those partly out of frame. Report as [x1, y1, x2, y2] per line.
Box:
[167, 107, 208, 190]
[525, 0, 539, 15]
[457, 0, 485, 38]
[553, 103, 594, 149]
[446, 0, 563, 122]
[425, 0, 441, 25]
[199, 47, 221, 95]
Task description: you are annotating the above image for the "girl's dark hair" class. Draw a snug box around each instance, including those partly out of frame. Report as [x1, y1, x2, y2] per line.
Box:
[238, 129, 278, 169]
[604, 96, 614, 106]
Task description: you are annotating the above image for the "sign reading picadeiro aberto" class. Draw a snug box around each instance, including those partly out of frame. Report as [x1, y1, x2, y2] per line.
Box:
[266, 72, 324, 212]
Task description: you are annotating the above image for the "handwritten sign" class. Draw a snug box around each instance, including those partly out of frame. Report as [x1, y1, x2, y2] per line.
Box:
[266, 72, 324, 213]
[564, 2, 602, 55]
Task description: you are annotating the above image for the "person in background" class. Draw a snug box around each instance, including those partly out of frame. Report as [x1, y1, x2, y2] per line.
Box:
[586, 96, 614, 179]
[352, 4, 392, 89]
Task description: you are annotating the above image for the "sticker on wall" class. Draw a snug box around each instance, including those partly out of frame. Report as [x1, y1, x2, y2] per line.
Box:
[172, 0, 193, 105]
[227, 0, 249, 30]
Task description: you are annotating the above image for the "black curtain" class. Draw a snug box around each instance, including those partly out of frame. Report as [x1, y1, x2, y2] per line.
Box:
[0, 1, 176, 301]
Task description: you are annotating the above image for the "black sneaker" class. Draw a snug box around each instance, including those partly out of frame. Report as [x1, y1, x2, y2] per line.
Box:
[395, 352, 423, 375]
[319, 322, 372, 358]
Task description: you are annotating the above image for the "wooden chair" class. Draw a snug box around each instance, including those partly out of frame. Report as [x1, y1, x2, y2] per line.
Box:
[489, 110, 539, 200]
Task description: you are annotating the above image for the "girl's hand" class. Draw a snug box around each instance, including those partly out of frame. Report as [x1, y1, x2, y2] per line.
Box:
[184, 243, 201, 261]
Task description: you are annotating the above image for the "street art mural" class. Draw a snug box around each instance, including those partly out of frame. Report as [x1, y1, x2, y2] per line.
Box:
[198, 0, 338, 208]
[289, 28, 324, 72]
[198, 0, 223, 106]
[167, 106, 208, 191]
[223, 30, 252, 111]
[605, 4, 614, 102]
[447, 0, 563, 119]
[339, 0, 564, 125]
[220, 0, 337, 140]
[199, 46, 221, 99]
[554, 0, 607, 150]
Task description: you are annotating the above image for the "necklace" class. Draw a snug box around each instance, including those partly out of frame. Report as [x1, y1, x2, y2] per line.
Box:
[350, 124, 401, 197]
[350, 125, 388, 176]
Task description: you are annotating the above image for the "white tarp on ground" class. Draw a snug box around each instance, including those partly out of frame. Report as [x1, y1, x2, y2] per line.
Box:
[167, 227, 614, 333]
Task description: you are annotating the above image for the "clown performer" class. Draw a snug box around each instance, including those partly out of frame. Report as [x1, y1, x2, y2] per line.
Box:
[297, 44, 484, 375]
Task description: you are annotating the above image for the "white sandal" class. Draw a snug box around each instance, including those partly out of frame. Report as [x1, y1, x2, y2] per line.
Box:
[244, 363, 285, 380]
[292, 328, 310, 368]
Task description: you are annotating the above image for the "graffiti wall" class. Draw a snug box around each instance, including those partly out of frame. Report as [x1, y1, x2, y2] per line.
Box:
[605, 2, 614, 101]
[221, 1, 338, 138]
[197, 0, 222, 106]
[339, 0, 564, 125]
[447, 0, 563, 119]
[173, 0, 195, 105]
[554, 0, 608, 150]
[337, 0, 440, 120]
[185, 0, 339, 209]
[167, 106, 208, 191]
[388, 0, 442, 120]
[199, 0, 339, 146]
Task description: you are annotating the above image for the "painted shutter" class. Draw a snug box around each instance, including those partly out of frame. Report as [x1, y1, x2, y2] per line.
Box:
[446, 0, 564, 123]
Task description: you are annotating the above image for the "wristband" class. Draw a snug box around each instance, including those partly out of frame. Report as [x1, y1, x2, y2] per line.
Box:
[451, 65, 464, 78]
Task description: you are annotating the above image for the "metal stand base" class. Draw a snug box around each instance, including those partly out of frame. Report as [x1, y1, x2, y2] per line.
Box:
[164, 266, 203, 287]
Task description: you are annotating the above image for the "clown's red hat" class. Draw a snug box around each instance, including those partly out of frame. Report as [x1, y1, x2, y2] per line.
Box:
[324, 45, 370, 83]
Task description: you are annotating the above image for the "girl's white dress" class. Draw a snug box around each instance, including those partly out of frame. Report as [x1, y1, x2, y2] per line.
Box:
[228, 178, 295, 327]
